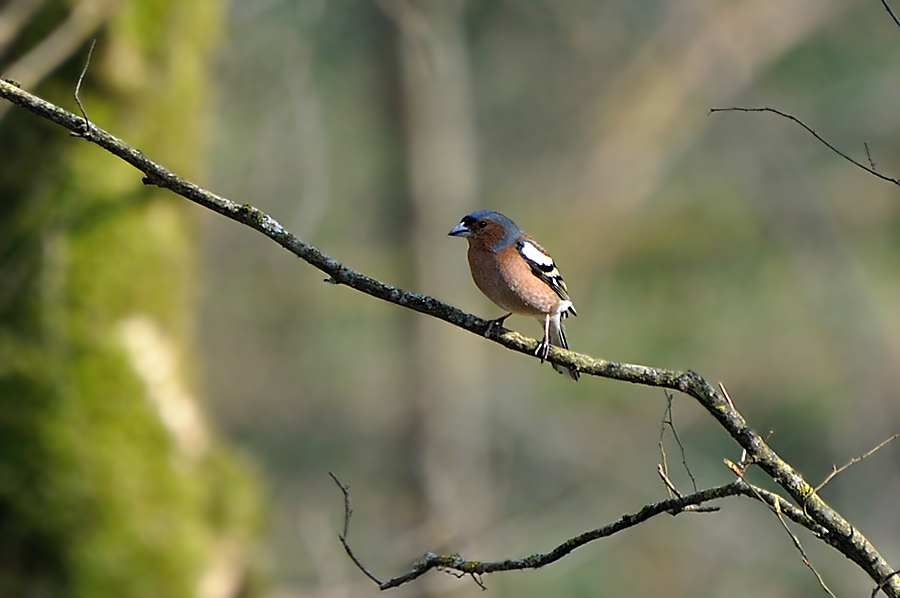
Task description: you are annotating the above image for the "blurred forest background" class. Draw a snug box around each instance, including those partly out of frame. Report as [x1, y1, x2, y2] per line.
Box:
[2, 0, 900, 597]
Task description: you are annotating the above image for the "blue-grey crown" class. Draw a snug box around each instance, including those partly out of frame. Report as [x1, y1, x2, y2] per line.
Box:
[464, 210, 522, 252]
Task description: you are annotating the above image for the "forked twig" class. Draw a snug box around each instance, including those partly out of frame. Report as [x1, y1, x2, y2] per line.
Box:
[709, 107, 900, 188]
[814, 433, 900, 494]
[658, 390, 698, 497]
[328, 472, 383, 586]
[656, 464, 718, 513]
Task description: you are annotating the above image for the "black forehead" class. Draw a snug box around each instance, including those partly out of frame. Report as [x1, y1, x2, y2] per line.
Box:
[462, 210, 519, 230]
[461, 210, 522, 251]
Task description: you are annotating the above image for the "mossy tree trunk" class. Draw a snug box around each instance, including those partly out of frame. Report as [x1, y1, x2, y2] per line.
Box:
[0, 3, 259, 597]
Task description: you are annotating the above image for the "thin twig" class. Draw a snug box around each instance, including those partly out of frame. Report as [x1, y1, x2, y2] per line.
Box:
[881, 0, 900, 29]
[719, 384, 754, 471]
[865, 142, 876, 170]
[726, 461, 837, 598]
[658, 396, 674, 499]
[656, 393, 716, 514]
[815, 433, 900, 494]
[658, 390, 698, 494]
[328, 472, 383, 586]
[738, 479, 826, 535]
[875, 572, 900, 598]
[718, 382, 735, 410]
[656, 465, 720, 513]
[657, 463, 682, 499]
[72, 38, 95, 137]
[709, 107, 900, 188]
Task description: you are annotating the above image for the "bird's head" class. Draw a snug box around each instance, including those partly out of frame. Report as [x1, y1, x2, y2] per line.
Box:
[448, 210, 521, 252]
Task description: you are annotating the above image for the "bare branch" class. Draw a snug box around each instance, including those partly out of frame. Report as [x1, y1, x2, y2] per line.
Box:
[332, 470, 828, 591]
[719, 384, 752, 471]
[328, 472, 383, 586]
[658, 390, 698, 496]
[2, 81, 899, 597]
[727, 461, 837, 598]
[815, 433, 900, 494]
[709, 106, 900, 188]
[656, 463, 718, 513]
[657, 463, 682, 499]
[72, 38, 95, 137]
[881, 0, 900, 29]
[333, 477, 748, 590]
[736, 479, 827, 537]
[865, 142, 876, 170]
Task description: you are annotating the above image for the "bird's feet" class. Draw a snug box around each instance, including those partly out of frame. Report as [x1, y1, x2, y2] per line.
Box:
[484, 312, 512, 338]
[534, 335, 551, 363]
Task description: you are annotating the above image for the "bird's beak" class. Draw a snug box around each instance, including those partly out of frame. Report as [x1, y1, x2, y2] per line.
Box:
[448, 222, 472, 237]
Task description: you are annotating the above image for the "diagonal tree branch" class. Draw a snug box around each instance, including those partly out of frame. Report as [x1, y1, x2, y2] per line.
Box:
[882, 0, 900, 29]
[2, 79, 899, 596]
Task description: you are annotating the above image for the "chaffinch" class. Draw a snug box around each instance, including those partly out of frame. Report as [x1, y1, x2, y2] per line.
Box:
[448, 210, 579, 381]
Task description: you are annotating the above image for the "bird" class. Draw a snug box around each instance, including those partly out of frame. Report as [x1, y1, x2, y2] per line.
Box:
[448, 210, 579, 380]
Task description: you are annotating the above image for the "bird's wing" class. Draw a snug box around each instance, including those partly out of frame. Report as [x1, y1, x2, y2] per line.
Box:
[516, 238, 573, 305]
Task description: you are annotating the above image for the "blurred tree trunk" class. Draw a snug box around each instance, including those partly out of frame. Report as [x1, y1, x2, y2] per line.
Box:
[389, 0, 492, 551]
[0, 2, 260, 598]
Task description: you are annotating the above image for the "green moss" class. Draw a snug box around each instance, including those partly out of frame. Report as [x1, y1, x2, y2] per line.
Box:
[0, 0, 262, 596]
[796, 481, 815, 501]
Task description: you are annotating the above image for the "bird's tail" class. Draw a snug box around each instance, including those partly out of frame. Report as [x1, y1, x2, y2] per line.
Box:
[549, 314, 579, 381]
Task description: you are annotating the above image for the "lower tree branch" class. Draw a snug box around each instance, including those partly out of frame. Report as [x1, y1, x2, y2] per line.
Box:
[329, 473, 827, 590]
[2, 80, 898, 596]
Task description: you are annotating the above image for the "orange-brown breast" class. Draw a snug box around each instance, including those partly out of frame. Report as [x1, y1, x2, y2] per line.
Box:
[467, 243, 560, 316]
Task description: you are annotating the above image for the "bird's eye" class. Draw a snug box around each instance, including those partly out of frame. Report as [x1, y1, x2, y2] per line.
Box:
[478, 220, 487, 229]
